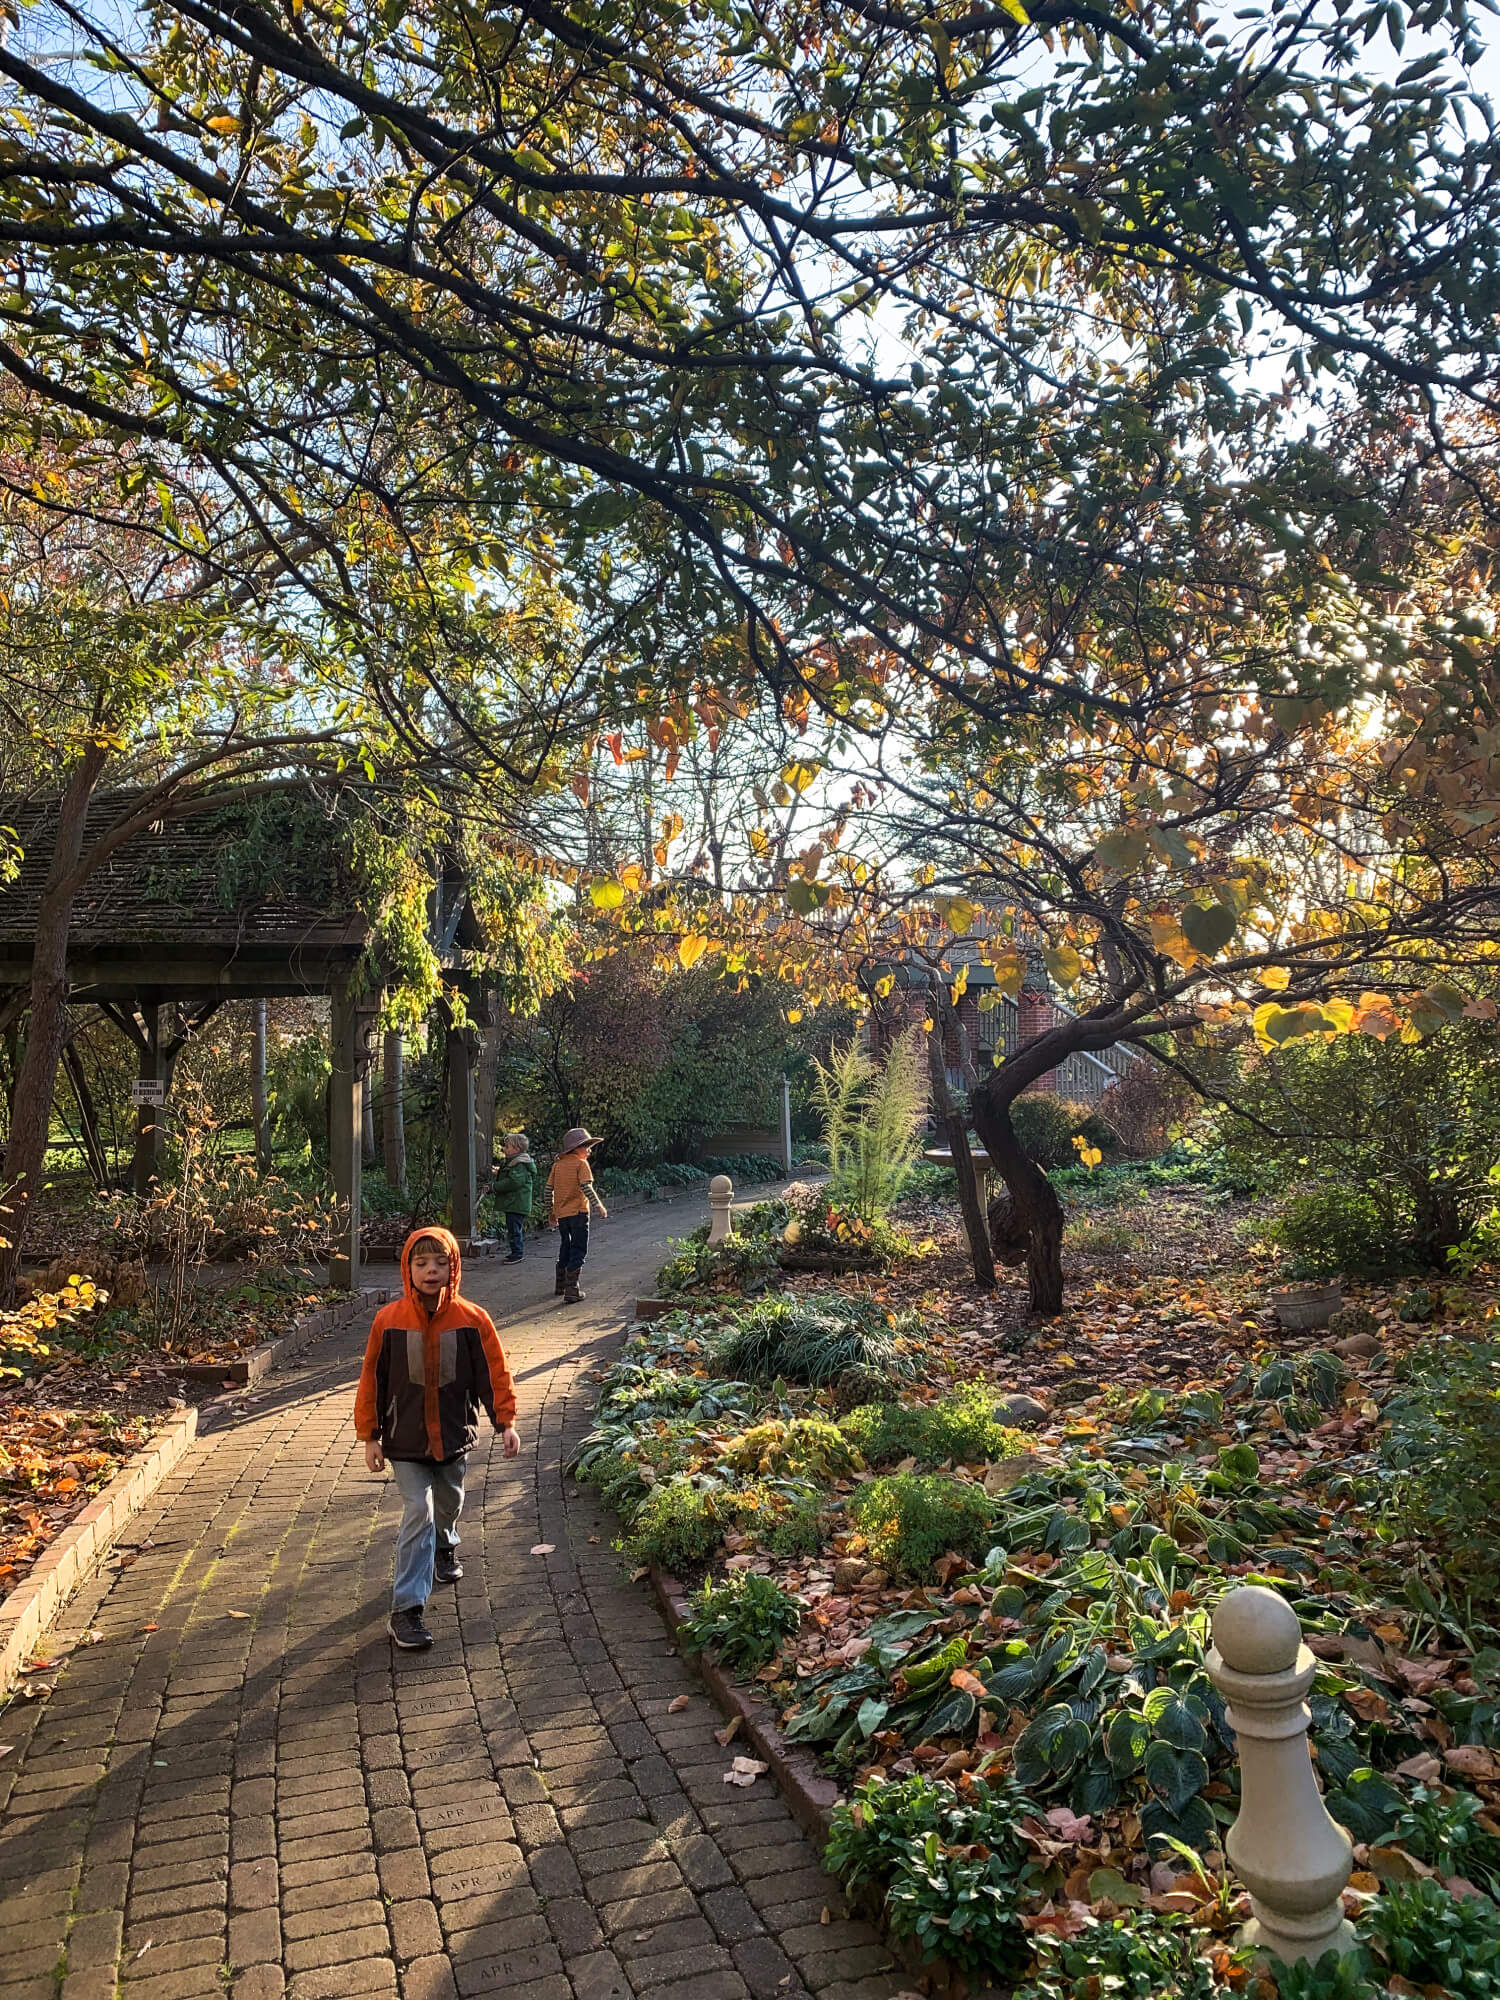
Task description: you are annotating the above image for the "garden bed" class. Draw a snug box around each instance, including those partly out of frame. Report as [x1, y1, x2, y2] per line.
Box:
[0, 1263, 359, 1609]
[574, 1173, 1500, 1996]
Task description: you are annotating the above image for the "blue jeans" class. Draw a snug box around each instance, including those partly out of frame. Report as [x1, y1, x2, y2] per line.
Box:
[505, 1212, 526, 1257]
[390, 1455, 465, 1611]
[557, 1212, 588, 1277]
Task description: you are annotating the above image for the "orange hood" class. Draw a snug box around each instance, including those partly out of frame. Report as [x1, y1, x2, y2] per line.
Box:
[400, 1224, 463, 1314]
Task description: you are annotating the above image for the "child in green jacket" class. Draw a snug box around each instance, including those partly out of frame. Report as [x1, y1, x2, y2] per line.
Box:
[491, 1133, 536, 1263]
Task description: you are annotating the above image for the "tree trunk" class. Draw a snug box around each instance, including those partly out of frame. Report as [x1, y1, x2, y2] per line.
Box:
[251, 1000, 271, 1174]
[474, 1007, 501, 1181]
[970, 1078, 1066, 1315]
[0, 745, 106, 1294]
[926, 1016, 997, 1291]
[361, 1063, 376, 1167]
[382, 1030, 406, 1194]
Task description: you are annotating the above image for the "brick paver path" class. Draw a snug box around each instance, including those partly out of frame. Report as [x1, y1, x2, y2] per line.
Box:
[0, 1206, 907, 2000]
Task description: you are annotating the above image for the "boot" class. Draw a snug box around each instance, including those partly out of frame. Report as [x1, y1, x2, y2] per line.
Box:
[564, 1277, 586, 1305]
[555, 1268, 567, 1297]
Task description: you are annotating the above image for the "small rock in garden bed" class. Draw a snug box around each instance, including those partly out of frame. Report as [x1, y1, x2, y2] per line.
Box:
[995, 1392, 1048, 1421]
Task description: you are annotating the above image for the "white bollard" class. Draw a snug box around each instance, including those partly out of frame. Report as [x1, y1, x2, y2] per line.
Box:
[1207, 1585, 1356, 1968]
[707, 1174, 735, 1246]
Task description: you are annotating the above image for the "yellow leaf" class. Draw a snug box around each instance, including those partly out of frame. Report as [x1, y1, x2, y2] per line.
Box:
[1043, 944, 1082, 987]
[206, 115, 242, 135]
[944, 896, 976, 934]
[1258, 965, 1292, 990]
[678, 934, 708, 970]
[787, 1009, 803, 1024]
[1149, 913, 1199, 969]
[989, 953, 1025, 999]
[589, 879, 624, 910]
[874, 972, 895, 999]
[951, 964, 969, 1000]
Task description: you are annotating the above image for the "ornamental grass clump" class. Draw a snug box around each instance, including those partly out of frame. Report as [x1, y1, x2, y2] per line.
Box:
[709, 1294, 920, 1388]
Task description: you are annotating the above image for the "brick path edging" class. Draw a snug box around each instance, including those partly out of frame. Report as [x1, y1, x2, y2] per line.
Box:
[173, 1282, 392, 1387]
[0, 1405, 200, 1698]
[649, 1574, 979, 1998]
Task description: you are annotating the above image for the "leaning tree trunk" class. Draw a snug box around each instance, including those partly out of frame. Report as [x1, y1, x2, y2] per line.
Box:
[925, 1016, 997, 1292]
[0, 745, 107, 1294]
[61, 1037, 110, 1192]
[970, 1078, 1067, 1316]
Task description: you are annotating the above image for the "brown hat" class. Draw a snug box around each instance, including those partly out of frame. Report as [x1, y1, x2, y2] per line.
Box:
[560, 1127, 596, 1151]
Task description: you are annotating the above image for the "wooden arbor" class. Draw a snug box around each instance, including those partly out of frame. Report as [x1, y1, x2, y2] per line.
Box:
[0, 792, 493, 1287]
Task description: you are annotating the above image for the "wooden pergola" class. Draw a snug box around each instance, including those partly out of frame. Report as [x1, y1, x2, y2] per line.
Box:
[0, 792, 493, 1286]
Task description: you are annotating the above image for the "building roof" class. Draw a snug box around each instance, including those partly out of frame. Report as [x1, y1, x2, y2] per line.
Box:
[0, 789, 478, 1001]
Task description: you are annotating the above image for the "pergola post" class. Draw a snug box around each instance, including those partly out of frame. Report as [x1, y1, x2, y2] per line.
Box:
[446, 1019, 479, 1247]
[132, 999, 165, 1198]
[329, 980, 365, 1290]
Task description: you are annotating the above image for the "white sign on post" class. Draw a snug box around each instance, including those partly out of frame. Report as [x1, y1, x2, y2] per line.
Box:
[130, 1079, 167, 1107]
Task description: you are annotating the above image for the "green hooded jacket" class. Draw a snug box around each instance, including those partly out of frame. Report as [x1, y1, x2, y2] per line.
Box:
[490, 1151, 537, 1217]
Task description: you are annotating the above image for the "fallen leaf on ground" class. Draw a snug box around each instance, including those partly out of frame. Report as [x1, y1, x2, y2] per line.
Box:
[666, 1694, 691, 1713]
[714, 1717, 742, 1746]
[724, 1755, 769, 1786]
[530, 1544, 555, 1556]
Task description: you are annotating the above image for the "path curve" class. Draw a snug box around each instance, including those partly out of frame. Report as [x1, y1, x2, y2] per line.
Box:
[0, 1203, 906, 2000]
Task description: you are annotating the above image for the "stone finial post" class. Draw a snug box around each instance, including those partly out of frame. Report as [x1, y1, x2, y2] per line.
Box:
[1207, 1586, 1356, 1968]
[707, 1174, 735, 1246]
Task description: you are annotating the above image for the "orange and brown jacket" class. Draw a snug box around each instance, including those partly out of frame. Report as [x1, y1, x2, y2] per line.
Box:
[354, 1227, 515, 1463]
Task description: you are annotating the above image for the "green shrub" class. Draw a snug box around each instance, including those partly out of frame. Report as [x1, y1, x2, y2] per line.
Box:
[826, 1774, 1032, 1977]
[678, 1569, 802, 1673]
[1219, 1023, 1500, 1269]
[1010, 1092, 1086, 1169]
[624, 1478, 723, 1571]
[729, 1481, 827, 1556]
[720, 1416, 863, 1483]
[1273, 1184, 1401, 1279]
[846, 1472, 996, 1577]
[1383, 1339, 1500, 1601]
[840, 1382, 1029, 1467]
[595, 1165, 659, 1200]
[700, 1153, 785, 1184]
[1014, 1913, 1234, 1999]
[710, 1295, 920, 1388]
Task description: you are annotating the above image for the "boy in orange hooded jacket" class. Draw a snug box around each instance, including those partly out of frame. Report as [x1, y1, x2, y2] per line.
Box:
[355, 1226, 519, 1650]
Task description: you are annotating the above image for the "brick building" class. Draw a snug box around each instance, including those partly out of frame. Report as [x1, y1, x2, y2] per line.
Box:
[865, 938, 1138, 1107]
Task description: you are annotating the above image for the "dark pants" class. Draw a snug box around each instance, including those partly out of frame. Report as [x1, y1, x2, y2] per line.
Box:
[505, 1212, 526, 1258]
[557, 1212, 588, 1278]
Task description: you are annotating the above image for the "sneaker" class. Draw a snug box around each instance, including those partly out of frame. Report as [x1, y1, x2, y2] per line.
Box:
[503, 1252, 524, 1264]
[434, 1552, 463, 1585]
[388, 1606, 433, 1650]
